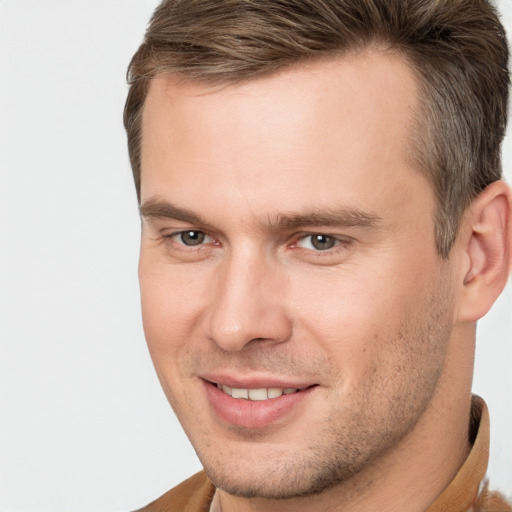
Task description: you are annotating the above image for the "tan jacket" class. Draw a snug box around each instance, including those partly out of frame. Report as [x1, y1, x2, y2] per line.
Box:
[136, 397, 511, 512]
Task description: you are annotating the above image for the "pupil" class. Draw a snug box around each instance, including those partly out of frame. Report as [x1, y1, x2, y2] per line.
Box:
[181, 231, 205, 246]
[311, 235, 335, 250]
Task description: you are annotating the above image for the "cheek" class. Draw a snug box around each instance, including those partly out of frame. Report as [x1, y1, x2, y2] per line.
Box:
[288, 258, 441, 381]
[138, 261, 209, 416]
[286, 273, 382, 387]
[289, 263, 394, 334]
[138, 255, 207, 362]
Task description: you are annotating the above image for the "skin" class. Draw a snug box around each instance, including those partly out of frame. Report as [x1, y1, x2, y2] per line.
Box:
[138, 51, 510, 512]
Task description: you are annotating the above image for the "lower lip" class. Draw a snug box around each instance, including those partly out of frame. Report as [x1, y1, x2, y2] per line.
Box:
[203, 381, 316, 429]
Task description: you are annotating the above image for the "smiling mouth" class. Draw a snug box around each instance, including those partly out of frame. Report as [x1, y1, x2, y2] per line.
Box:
[213, 383, 314, 401]
[204, 379, 318, 428]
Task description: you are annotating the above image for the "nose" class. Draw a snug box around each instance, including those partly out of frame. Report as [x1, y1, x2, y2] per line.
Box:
[205, 249, 292, 352]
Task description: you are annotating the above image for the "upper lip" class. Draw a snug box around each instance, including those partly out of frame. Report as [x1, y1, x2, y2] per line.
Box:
[201, 373, 316, 389]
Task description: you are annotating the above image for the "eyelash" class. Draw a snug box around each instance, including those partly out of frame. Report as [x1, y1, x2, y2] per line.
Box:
[163, 230, 352, 254]
[163, 230, 217, 250]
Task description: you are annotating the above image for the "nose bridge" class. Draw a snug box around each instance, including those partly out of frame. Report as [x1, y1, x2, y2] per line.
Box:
[206, 244, 291, 351]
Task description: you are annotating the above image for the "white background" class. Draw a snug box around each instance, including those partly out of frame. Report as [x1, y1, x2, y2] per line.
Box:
[0, 1, 511, 511]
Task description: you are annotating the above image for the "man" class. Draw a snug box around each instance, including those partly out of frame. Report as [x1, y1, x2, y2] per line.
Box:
[124, 0, 512, 510]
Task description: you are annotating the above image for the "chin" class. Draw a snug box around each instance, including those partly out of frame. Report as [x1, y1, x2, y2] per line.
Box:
[198, 444, 373, 500]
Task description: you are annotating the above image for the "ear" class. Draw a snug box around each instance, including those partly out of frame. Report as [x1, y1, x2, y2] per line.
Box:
[457, 180, 512, 322]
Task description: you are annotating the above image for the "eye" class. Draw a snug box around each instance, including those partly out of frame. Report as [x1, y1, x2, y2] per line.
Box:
[296, 234, 340, 251]
[172, 230, 212, 246]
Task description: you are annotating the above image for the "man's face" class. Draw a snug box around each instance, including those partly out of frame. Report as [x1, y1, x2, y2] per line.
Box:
[139, 52, 457, 498]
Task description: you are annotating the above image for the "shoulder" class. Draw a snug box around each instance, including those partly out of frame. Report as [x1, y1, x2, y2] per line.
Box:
[133, 471, 215, 512]
[473, 489, 512, 512]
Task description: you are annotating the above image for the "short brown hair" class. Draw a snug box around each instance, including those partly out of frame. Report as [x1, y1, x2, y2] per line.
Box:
[124, 0, 509, 257]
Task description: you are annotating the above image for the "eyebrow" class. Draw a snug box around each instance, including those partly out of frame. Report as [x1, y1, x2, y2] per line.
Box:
[263, 209, 383, 232]
[140, 197, 383, 232]
[140, 198, 212, 227]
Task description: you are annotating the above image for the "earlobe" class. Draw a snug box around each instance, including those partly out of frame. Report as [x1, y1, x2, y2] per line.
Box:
[458, 180, 512, 322]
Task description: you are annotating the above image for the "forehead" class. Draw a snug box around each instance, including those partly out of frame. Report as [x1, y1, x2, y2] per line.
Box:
[140, 51, 429, 227]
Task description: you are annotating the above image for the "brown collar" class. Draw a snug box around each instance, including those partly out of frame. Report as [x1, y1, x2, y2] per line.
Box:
[426, 395, 489, 512]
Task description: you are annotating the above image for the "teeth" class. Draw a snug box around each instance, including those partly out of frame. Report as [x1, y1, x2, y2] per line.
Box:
[231, 387, 249, 399]
[216, 384, 301, 401]
[268, 387, 284, 398]
[248, 388, 268, 401]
